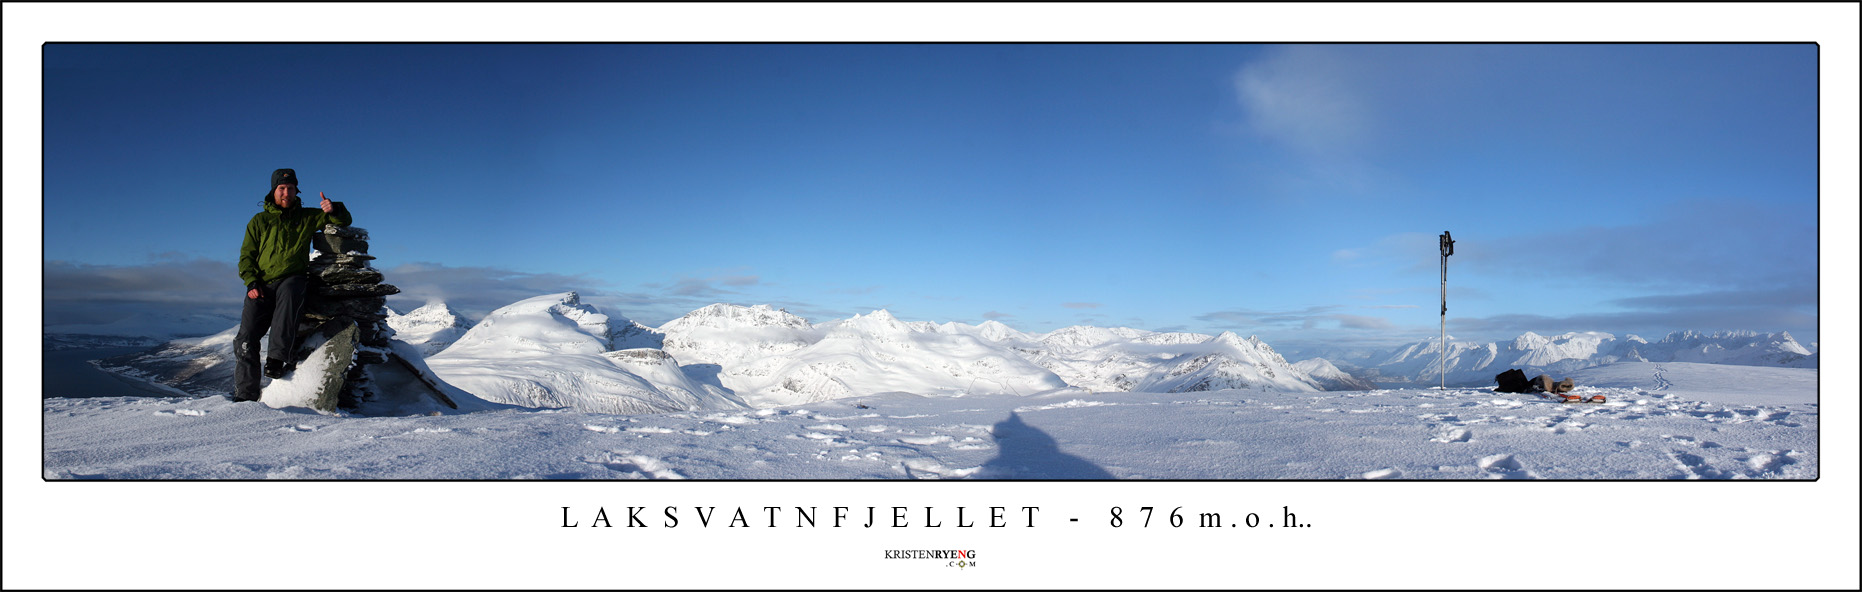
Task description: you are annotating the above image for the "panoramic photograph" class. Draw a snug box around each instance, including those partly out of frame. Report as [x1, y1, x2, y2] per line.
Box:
[38, 42, 1819, 480]
[9, 5, 1854, 588]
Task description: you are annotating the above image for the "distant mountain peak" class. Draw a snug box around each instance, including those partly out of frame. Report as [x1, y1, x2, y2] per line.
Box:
[385, 300, 472, 356]
[436, 292, 613, 357]
[828, 309, 912, 339]
[663, 303, 811, 331]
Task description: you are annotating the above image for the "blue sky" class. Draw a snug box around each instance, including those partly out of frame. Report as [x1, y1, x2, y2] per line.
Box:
[40, 43, 1822, 349]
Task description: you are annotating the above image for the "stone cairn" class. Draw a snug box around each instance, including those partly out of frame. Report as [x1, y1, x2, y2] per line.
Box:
[300, 224, 399, 410]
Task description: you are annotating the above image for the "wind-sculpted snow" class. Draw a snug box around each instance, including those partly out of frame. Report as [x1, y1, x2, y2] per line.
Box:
[41, 362, 1818, 479]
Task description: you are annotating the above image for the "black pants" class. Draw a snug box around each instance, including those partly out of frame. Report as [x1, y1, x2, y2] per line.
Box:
[233, 274, 308, 400]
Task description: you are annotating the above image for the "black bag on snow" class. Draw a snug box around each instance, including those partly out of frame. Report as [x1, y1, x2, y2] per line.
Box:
[1494, 369, 1530, 393]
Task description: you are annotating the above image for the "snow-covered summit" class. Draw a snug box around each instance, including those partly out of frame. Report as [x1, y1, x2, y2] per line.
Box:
[1508, 331, 1615, 367]
[1140, 331, 1317, 393]
[659, 303, 811, 332]
[823, 309, 915, 341]
[1211, 332, 1291, 365]
[658, 303, 818, 368]
[926, 320, 1035, 343]
[385, 301, 472, 356]
[437, 292, 613, 357]
[1039, 325, 1151, 353]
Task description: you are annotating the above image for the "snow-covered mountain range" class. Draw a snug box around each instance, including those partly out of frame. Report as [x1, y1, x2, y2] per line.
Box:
[83, 292, 1819, 415]
[1342, 330, 1817, 387]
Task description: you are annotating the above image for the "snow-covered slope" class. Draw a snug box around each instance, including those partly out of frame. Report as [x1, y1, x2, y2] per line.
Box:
[425, 292, 747, 414]
[384, 302, 472, 356]
[1293, 357, 1378, 391]
[31, 359, 1835, 592]
[436, 291, 617, 357]
[1564, 361, 1818, 407]
[42, 361, 1819, 480]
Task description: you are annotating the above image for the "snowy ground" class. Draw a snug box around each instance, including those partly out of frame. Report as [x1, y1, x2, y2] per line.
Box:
[40, 362, 1818, 480]
[19, 363, 1856, 590]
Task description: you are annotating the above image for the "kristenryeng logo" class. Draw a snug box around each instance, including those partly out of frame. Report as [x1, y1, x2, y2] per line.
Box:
[885, 549, 977, 569]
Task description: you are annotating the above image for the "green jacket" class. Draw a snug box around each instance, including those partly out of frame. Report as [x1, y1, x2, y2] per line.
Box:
[238, 196, 353, 287]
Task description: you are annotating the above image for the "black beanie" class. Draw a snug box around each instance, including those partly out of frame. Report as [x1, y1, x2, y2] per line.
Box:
[270, 168, 299, 189]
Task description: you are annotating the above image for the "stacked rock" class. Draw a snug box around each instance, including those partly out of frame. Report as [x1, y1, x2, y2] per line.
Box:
[301, 224, 400, 409]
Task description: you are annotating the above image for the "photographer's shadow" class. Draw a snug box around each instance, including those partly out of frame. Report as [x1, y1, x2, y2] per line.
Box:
[974, 412, 1114, 479]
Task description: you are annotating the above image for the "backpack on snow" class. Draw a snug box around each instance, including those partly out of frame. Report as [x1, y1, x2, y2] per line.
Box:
[1494, 369, 1530, 393]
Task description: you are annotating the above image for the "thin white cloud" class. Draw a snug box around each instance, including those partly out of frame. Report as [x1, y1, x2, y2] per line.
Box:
[1234, 45, 1377, 160]
[1333, 314, 1395, 330]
